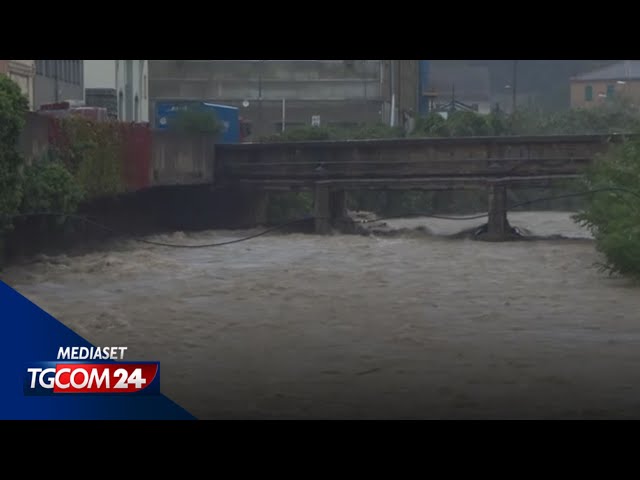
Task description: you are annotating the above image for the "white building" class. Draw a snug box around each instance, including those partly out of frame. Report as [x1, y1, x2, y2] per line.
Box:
[1, 60, 36, 109]
[83, 60, 149, 122]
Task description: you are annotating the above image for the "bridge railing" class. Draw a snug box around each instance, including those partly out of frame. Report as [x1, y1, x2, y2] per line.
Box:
[215, 134, 624, 183]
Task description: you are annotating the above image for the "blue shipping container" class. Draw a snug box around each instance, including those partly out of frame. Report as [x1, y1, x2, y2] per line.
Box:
[155, 101, 240, 144]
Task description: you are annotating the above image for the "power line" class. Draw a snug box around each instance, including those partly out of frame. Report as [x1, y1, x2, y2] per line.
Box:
[6, 212, 313, 249]
[3, 187, 639, 248]
[359, 187, 640, 224]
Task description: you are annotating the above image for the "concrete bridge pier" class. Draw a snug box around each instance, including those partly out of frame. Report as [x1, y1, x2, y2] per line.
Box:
[314, 183, 349, 234]
[330, 189, 350, 230]
[314, 184, 331, 234]
[485, 183, 511, 241]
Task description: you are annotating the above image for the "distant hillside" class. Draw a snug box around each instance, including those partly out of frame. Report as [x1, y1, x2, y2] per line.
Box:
[430, 60, 620, 110]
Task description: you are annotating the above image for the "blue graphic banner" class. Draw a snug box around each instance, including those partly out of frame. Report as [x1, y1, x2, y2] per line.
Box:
[0, 281, 196, 419]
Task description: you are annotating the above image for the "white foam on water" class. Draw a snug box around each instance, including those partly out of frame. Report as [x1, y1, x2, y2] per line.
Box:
[2, 211, 638, 419]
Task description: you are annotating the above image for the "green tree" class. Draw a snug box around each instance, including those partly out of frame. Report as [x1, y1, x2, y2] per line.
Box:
[260, 126, 334, 143]
[485, 110, 510, 136]
[0, 75, 28, 234]
[260, 124, 405, 143]
[169, 108, 223, 135]
[574, 136, 640, 279]
[337, 124, 405, 140]
[20, 161, 84, 215]
[446, 111, 491, 136]
[411, 113, 450, 137]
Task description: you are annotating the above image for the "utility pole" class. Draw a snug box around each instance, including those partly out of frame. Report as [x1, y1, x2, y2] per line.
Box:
[258, 60, 264, 136]
[281, 98, 286, 132]
[54, 60, 60, 103]
[390, 60, 396, 126]
[512, 60, 518, 114]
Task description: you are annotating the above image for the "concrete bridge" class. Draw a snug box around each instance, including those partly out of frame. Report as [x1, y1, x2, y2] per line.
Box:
[213, 134, 625, 239]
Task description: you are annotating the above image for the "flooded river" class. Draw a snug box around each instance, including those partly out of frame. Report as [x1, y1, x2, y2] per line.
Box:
[3, 211, 640, 419]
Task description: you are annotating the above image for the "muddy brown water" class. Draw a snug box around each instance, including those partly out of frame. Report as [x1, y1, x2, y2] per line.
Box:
[3, 211, 640, 419]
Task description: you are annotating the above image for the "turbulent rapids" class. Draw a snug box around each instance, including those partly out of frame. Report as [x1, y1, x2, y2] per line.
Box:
[3, 211, 640, 419]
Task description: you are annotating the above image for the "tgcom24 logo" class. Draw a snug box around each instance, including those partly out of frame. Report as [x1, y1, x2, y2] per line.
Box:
[23, 346, 161, 396]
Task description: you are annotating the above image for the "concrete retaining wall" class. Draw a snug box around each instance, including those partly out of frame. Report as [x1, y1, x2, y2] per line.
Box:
[151, 130, 216, 186]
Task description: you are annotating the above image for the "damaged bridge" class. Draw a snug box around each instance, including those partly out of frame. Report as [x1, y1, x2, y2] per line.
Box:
[213, 134, 624, 239]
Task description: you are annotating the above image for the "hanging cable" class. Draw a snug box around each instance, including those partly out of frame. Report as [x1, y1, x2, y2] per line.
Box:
[4, 212, 314, 248]
[357, 187, 640, 224]
[3, 186, 639, 248]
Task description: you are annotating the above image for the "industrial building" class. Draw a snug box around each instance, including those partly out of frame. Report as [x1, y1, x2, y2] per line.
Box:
[148, 60, 423, 138]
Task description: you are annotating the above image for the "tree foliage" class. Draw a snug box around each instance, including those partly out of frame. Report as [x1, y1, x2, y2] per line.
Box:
[260, 124, 405, 143]
[573, 138, 640, 279]
[20, 160, 84, 215]
[0, 75, 29, 235]
[261, 126, 334, 142]
[508, 99, 640, 135]
[411, 113, 450, 137]
[168, 108, 222, 135]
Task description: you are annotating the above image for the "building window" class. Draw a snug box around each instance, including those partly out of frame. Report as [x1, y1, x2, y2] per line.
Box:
[35, 60, 44, 75]
[585, 85, 593, 102]
[607, 84, 615, 98]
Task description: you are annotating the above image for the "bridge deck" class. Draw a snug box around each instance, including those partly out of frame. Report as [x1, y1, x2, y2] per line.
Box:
[212, 134, 628, 237]
[217, 133, 630, 150]
[215, 134, 623, 187]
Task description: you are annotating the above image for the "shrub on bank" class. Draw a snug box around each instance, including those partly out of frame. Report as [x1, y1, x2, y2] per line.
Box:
[20, 160, 85, 216]
[0, 75, 29, 235]
[259, 124, 405, 143]
[573, 136, 640, 279]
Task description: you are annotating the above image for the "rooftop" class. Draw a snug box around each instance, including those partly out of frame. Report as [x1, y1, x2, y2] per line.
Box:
[571, 61, 640, 81]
